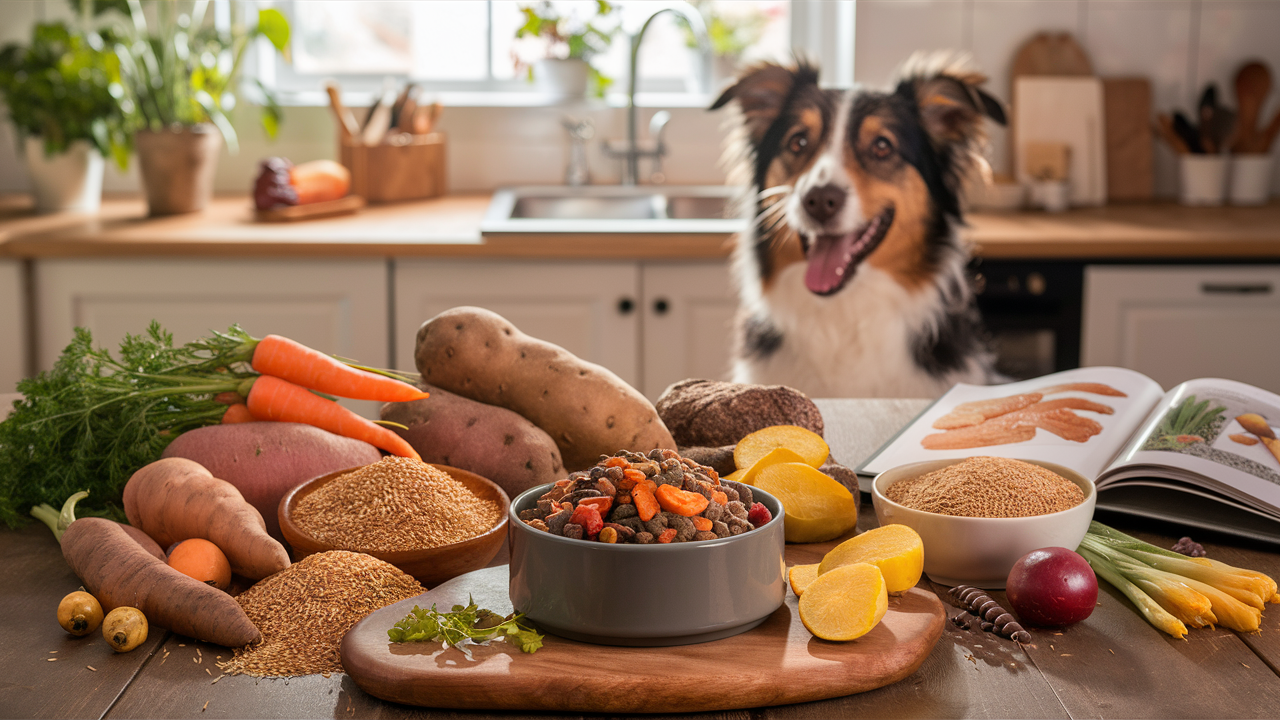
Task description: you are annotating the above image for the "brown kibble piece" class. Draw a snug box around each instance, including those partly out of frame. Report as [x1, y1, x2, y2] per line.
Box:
[886, 457, 1082, 518]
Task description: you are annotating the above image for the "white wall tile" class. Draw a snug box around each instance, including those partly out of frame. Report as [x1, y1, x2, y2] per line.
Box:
[1084, 0, 1195, 197]
[1195, 0, 1280, 195]
[853, 0, 967, 90]
[970, 1, 1082, 176]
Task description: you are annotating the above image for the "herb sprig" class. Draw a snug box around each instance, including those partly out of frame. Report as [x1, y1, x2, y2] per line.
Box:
[388, 599, 544, 656]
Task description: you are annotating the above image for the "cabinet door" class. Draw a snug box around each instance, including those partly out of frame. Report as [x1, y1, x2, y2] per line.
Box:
[35, 259, 389, 418]
[641, 261, 737, 400]
[1083, 265, 1280, 393]
[0, 260, 25, 393]
[394, 260, 641, 388]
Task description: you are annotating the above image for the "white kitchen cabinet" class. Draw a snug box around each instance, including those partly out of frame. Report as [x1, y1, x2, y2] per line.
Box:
[34, 259, 390, 418]
[394, 260, 642, 388]
[1082, 265, 1280, 393]
[0, 260, 25, 393]
[640, 261, 736, 400]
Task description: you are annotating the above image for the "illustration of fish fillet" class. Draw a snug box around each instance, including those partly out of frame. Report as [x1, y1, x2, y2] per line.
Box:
[932, 393, 1044, 429]
[922, 403, 1105, 449]
[1039, 382, 1128, 397]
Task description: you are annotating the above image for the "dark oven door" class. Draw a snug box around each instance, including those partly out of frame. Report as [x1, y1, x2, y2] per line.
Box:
[970, 260, 1083, 380]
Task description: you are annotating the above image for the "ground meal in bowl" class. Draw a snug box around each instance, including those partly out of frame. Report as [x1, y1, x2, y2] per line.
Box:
[885, 456, 1084, 518]
[219, 550, 424, 678]
[293, 456, 503, 552]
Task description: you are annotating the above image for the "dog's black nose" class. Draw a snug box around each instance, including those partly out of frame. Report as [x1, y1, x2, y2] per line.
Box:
[802, 184, 846, 224]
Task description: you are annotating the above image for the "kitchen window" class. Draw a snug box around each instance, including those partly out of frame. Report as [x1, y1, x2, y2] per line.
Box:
[252, 0, 801, 106]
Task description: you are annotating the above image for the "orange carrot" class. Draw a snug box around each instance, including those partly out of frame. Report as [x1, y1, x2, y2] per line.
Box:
[655, 484, 709, 517]
[657, 528, 678, 544]
[246, 375, 421, 460]
[711, 490, 728, 505]
[633, 484, 660, 522]
[579, 496, 613, 515]
[220, 404, 255, 424]
[604, 457, 630, 469]
[621, 469, 646, 489]
[251, 335, 428, 403]
[692, 516, 713, 532]
[616, 493, 632, 505]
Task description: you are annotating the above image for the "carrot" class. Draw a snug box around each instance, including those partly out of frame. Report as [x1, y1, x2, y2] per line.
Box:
[220, 404, 255, 424]
[251, 335, 428, 403]
[60, 518, 260, 648]
[123, 458, 290, 580]
[604, 457, 631, 469]
[632, 484, 660, 522]
[657, 528, 678, 544]
[579, 496, 613, 515]
[655, 484, 709, 517]
[711, 490, 728, 505]
[616, 493, 632, 505]
[692, 516, 713, 532]
[246, 375, 421, 459]
[289, 160, 350, 205]
[167, 538, 232, 591]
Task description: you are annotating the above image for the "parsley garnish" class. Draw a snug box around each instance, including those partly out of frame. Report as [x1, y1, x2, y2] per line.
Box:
[388, 598, 544, 656]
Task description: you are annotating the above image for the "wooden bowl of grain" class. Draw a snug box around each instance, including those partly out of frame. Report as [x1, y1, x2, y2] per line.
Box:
[278, 461, 509, 588]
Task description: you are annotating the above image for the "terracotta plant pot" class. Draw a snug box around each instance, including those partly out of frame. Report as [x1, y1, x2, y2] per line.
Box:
[135, 124, 222, 216]
[24, 137, 104, 214]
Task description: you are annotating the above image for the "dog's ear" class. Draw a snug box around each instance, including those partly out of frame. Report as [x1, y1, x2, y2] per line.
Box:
[711, 62, 817, 145]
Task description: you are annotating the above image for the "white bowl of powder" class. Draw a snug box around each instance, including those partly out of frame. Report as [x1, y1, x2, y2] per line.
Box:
[872, 457, 1095, 589]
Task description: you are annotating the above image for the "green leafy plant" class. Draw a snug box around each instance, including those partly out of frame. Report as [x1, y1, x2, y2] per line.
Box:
[107, 0, 290, 153]
[682, 0, 771, 57]
[515, 0, 617, 96]
[388, 599, 544, 656]
[0, 20, 132, 169]
[1144, 394, 1227, 450]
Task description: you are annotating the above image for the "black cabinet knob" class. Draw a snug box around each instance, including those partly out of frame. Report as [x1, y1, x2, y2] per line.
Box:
[617, 298, 635, 314]
[653, 298, 670, 315]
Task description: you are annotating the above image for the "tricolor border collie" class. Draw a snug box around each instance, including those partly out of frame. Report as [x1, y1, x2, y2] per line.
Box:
[712, 53, 1007, 398]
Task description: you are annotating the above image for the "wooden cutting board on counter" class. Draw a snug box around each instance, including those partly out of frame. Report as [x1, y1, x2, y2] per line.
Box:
[341, 559, 946, 713]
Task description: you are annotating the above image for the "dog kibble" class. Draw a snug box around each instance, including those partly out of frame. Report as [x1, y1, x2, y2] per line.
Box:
[886, 457, 1083, 518]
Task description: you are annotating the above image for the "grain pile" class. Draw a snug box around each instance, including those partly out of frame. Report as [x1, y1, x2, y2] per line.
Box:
[293, 457, 503, 552]
[218, 551, 423, 678]
[886, 457, 1083, 518]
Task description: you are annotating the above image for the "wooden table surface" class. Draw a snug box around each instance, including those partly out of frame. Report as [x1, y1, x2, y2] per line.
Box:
[6, 399, 1280, 719]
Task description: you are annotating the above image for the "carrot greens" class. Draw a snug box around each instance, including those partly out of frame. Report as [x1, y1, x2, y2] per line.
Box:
[388, 599, 544, 656]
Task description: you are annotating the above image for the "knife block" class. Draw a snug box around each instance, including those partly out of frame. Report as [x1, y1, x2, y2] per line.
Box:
[340, 132, 446, 204]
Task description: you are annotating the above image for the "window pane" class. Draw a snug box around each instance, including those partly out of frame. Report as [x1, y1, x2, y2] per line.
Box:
[410, 2, 489, 81]
[292, 2, 413, 75]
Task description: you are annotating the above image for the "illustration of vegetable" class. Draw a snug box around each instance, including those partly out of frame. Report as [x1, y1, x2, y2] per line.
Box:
[1147, 395, 1226, 449]
[1234, 413, 1280, 466]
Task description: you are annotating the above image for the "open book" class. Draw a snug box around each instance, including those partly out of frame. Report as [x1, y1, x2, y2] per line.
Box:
[858, 367, 1280, 545]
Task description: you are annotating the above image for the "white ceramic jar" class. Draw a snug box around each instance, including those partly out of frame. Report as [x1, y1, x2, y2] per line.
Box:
[23, 136, 104, 214]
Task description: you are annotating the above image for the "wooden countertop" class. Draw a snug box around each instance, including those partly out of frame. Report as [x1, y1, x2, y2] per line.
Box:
[6, 398, 1280, 719]
[2, 193, 1279, 260]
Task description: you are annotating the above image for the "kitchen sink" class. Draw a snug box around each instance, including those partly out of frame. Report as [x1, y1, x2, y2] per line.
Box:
[481, 186, 748, 235]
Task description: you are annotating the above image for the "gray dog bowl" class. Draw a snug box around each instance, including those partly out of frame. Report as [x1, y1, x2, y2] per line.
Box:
[508, 483, 786, 647]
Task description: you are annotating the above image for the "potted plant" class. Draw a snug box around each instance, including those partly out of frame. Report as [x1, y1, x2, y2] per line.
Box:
[0, 20, 131, 214]
[515, 1, 617, 100]
[109, 0, 289, 215]
[683, 1, 774, 88]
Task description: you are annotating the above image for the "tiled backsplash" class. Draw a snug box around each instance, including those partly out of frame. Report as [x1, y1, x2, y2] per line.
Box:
[2, 0, 1277, 197]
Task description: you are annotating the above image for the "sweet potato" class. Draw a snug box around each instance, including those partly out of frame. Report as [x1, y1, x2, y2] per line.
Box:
[381, 384, 564, 499]
[123, 458, 290, 580]
[656, 379, 824, 447]
[414, 307, 676, 470]
[161, 422, 382, 541]
[61, 517, 261, 648]
[289, 159, 350, 205]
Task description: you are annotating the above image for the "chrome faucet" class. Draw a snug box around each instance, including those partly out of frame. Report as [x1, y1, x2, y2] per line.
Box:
[607, 3, 712, 185]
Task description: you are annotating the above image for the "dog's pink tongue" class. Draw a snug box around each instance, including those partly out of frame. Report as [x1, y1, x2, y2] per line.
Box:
[805, 233, 857, 295]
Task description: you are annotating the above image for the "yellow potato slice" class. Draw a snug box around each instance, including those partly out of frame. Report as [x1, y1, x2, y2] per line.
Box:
[799, 562, 888, 641]
[734, 425, 829, 470]
[731, 446, 808, 486]
[754, 462, 858, 543]
[789, 563, 820, 596]
[817, 524, 924, 595]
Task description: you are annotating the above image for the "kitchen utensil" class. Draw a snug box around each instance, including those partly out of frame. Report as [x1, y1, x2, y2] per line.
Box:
[341, 563, 945, 713]
[1198, 85, 1218, 153]
[361, 87, 398, 147]
[278, 464, 508, 587]
[1015, 76, 1107, 206]
[1179, 155, 1228, 206]
[1262, 111, 1280, 152]
[1102, 78, 1154, 200]
[1173, 111, 1205, 154]
[1232, 61, 1272, 153]
[872, 459, 1095, 588]
[253, 194, 365, 222]
[391, 83, 419, 133]
[1155, 113, 1190, 154]
[507, 482, 785, 646]
[341, 132, 446, 203]
[324, 82, 361, 141]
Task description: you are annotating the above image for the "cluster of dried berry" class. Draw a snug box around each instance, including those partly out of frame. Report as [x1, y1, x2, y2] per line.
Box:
[519, 449, 772, 544]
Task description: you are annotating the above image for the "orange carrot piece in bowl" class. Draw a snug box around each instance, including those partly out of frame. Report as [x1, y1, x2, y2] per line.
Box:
[692, 516, 713, 532]
[655, 484, 709, 517]
[579, 496, 613, 515]
[604, 457, 631, 469]
[711, 490, 729, 505]
[657, 528, 678, 543]
[633, 485, 660, 522]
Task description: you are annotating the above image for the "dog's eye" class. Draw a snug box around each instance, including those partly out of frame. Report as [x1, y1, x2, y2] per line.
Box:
[871, 136, 894, 159]
[786, 132, 809, 154]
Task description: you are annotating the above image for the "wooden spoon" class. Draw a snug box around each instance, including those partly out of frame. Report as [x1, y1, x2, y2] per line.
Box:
[1231, 61, 1272, 153]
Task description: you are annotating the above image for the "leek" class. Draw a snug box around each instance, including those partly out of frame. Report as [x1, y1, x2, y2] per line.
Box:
[1078, 544, 1188, 639]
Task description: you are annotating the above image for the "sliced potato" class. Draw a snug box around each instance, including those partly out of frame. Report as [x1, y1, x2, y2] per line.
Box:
[789, 563, 820, 596]
[818, 524, 924, 595]
[734, 425, 829, 470]
[799, 562, 888, 641]
[754, 462, 857, 543]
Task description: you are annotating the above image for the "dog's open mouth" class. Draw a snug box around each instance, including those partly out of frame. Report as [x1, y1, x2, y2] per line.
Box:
[803, 205, 895, 296]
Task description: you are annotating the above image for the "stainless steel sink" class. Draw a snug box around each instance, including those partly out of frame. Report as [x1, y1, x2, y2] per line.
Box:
[482, 186, 747, 235]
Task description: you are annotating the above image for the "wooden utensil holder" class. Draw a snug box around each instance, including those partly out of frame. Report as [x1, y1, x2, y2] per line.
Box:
[340, 133, 446, 204]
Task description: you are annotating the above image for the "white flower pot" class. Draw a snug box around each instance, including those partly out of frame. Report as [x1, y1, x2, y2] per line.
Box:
[535, 58, 590, 100]
[1179, 155, 1228, 206]
[23, 137, 104, 214]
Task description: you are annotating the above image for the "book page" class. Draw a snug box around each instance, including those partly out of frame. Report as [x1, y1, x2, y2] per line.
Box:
[859, 367, 1164, 480]
[1101, 378, 1280, 513]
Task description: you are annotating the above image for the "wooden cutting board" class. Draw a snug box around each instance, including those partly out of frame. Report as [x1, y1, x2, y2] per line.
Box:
[342, 563, 945, 713]
[1102, 78, 1154, 201]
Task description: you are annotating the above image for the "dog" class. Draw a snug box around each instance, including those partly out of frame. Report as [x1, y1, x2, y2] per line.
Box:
[711, 52, 1007, 398]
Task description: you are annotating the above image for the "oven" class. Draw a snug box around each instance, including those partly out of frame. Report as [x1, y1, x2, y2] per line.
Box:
[970, 259, 1084, 380]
